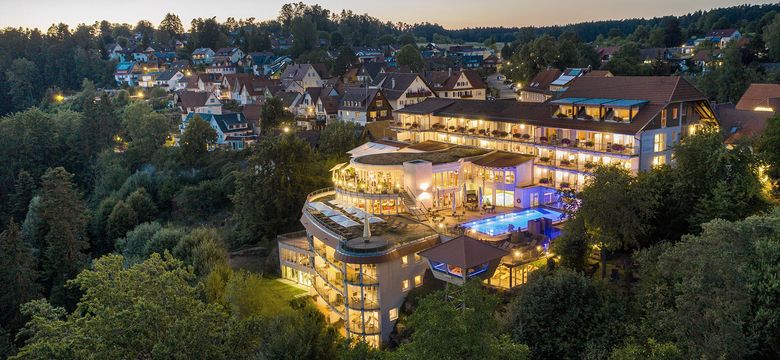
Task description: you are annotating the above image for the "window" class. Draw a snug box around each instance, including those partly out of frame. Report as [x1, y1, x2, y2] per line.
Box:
[402, 280, 410, 291]
[653, 133, 665, 152]
[401, 256, 408, 267]
[389, 308, 399, 321]
[653, 155, 666, 167]
[414, 253, 421, 263]
[414, 275, 423, 287]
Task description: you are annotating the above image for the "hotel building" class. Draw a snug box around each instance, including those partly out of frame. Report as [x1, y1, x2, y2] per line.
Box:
[278, 76, 719, 348]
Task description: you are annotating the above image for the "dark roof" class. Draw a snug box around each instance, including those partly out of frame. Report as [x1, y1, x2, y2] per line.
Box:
[418, 235, 509, 269]
[523, 69, 562, 94]
[242, 104, 262, 123]
[716, 103, 773, 144]
[472, 151, 535, 168]
[736, 84, 780, 111]
[708, 28, 739, 37]
[358, 63, 386, 81]
[563, 76, 706, 104]
[395, 98, 456, 114]
[177, 91, 210, 108]
[274, 91, 300, 107]
[339, 87, 381, 111]
[424, 70, 487, 91]
[374, 73, 428, 100]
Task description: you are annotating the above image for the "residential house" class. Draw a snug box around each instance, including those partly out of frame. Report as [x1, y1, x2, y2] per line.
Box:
[354, 47, 385, 63]
[248, 52, 292, 77]
[155, 70, 186, 91]
[705, 29, 741, 48]
[716, 83, 780, 144]
[184, 112, 256, 150]
[373, 72, 436, 110]
[114, 61, 141, 86]
[692, 49, 723, 72]
[338, 87, 393, 125]
[192, 48, 215, 65]
[424, 69, 487, 100]
[206, 57, 237, 75]
[597, 46, 621, 64]
[215, 48, 245, 64]
[281, 64, 325, 93]
[174, 90, 223, 122]
[355, 63, 387, 84]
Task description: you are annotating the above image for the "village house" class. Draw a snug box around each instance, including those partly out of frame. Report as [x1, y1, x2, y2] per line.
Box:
[373, 72, 436, 110]
[155, 70, 186, 91]
[338, 87, 393, 125]
[215, 47, 246, 64]
[183, 112, 256, 150]
[520, 67, 612, 103]
[174, 90, 223, 122]
[192, 48, 215, 65]
[281, 64, 326, 93]
[114, 61, 141, 86]
[423, 69, 488, 100]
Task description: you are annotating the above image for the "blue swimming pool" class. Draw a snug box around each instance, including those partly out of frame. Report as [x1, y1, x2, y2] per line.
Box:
[462, 207, 564, 237]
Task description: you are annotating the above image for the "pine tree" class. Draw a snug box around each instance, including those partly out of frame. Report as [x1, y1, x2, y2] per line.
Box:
[0, 220, 41, 330]
[8, 170, 37, 222]
[38, 167, 89, 306]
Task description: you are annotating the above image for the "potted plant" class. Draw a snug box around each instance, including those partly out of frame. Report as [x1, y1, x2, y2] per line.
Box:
[539, 136, 548, 143]
[411, 123, 419, 129]
[560, 138, 571, 146]
[539, 156, 550, 163]
[468, 128, 476, 133]
[512, 133, 523, 139]
[478, 129, 487, 135]
[583, 115, 593, 120]
[612, 144, 625, 152]
[556, 113, 568, 119]
[560, 181, 570, 189]
[584, 161, 596, 170]
[539, 178, 550, 184]
[499, 131, 509, 137]
[522, 133, 531, 140]
[584, 140, 594, 147]
[449, 125, 456, 131]
[458, 126, 466, 132]
[560, 159, 571, 166]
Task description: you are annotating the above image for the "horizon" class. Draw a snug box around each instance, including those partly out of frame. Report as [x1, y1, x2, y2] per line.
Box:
[1, 0, 775, 31]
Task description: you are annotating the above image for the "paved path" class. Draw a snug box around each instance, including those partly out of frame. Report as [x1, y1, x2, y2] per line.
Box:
[486, 73, 518, 100]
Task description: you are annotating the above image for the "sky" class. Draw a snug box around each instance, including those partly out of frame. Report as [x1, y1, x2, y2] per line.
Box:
[0, 0, 776, 30]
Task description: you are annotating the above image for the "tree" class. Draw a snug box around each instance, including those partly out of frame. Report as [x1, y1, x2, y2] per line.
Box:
[765, 14, 780, 61]
[0, 220, 41, 331]
[173, 227, 226, 276]
[662, 17, 683, 47]
[11, 254, 244, 360]
[394, 280, 530, 360]
[578, 165, 657, 278]
[8, 170, 37, 223]
[609, 339, 683, 360]
[159, 13, 184, 40]
[106, 201, 138, 241]
[260, 97, 290, 131]
[38, 167, 89, 307]
[399, 33, 416, 46]
[5, 58, 39, 112]
[291, 15, 317, 56]
[507, 269, 628, 360]
[396, 44, 425, 72]
[180, 115, 216, 165]
[320, 120, 360, 157]
[125, 188, 158, 224]
[757, 114, 780, 196]
[606, 42, 643, 75]
[633, 210, 780, 359]
[334, 46, 357, 77]
[116, 222, 162, 265]
[232, 135, 329, 246]
[122, 102, 170, 167]
[551, 216, 590, 272]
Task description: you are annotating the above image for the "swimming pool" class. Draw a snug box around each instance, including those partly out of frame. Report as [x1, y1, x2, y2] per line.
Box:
[461, 207, 564, 237]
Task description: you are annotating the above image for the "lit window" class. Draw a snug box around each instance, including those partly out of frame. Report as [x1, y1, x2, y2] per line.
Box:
[389, 308, 399, 321]
[402, 280, 410, 291]
[653, 155, 666, 167]
[401, 256, 408, 267]
[414, 275, 422, 287]
[654, 133, 665, 152]
[414, 253, 421, 263]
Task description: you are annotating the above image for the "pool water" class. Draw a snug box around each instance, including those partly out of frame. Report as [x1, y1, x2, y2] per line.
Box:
[462, 207, 564, 237]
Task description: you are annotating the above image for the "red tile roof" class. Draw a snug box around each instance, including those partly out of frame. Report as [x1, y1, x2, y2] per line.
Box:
[736, 84, 780, 111]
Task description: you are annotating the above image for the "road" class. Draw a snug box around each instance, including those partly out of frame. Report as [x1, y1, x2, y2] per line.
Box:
[486, 73, 518, 100]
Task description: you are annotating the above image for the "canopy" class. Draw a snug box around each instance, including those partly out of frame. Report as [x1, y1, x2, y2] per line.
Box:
[330, 215, 360, 228]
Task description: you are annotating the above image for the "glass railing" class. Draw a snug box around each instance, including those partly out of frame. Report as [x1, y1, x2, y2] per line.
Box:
[348, 320, 382, 335]
[347, 296, 380, 310]
[345, 272, 380, 285]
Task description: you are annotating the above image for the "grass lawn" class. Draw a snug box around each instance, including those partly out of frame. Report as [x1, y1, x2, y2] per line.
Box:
[253, 277, 308, 317]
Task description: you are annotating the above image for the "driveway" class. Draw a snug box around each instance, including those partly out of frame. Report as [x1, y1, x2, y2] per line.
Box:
[486, 73, 518, 100]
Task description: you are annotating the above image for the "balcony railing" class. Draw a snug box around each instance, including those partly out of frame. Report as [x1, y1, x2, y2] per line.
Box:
[391, 123, 637, 156]
[314, 265, 345, 293]
[347, 296, 380, 311]
[346, 271, 379, 286]
[348, 320, 381, 335]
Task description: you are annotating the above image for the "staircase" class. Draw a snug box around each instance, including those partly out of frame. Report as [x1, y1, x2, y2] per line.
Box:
[400, 189, 427, 221]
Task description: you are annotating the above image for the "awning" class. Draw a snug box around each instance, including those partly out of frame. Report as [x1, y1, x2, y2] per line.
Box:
[330, 162, 348, 172]
[329, 215, 360, 228]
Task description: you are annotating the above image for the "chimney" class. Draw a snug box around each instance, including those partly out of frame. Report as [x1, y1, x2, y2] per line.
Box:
[448, 67, 452, 77]
[391, 77, 396, 89]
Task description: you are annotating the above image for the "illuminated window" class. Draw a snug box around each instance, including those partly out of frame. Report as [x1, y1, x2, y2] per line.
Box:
[414, 275, 423, 287]
[402, 280, 410, 291]
[654, 133, 665, 152]
[653, 155, 666, 167]
[401, 256, 408, 267]
[414, 253, 421, 263]
[389, 308, 399, 321]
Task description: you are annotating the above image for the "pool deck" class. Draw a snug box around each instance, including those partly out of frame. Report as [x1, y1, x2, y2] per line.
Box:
[426, 205, 565, 240]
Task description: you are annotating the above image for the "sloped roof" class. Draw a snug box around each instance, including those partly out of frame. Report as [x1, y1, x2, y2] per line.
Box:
[716, 103, 773, 144]
[736, 83, 780, 111]
[339, 87, 381, 111]
[424, 70, 486, 91]
[708, 28, 739, 37]
[374, 72, 428, 100]
[523, 69, 562, 94]
[563, 76, 706, 104]
[418, 235, 509, 269]
[177, 91, 210, 108]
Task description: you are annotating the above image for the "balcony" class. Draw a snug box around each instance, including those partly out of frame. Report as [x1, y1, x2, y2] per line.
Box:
[313, 282, 345, 317]
[406, 90, 432, 98]
[314, 265, 345, 293]
[392, 124, 636, 157]
[348, 319, 381, 335]
[346, 271, 380, 286]
[347, 296, 380, 311]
